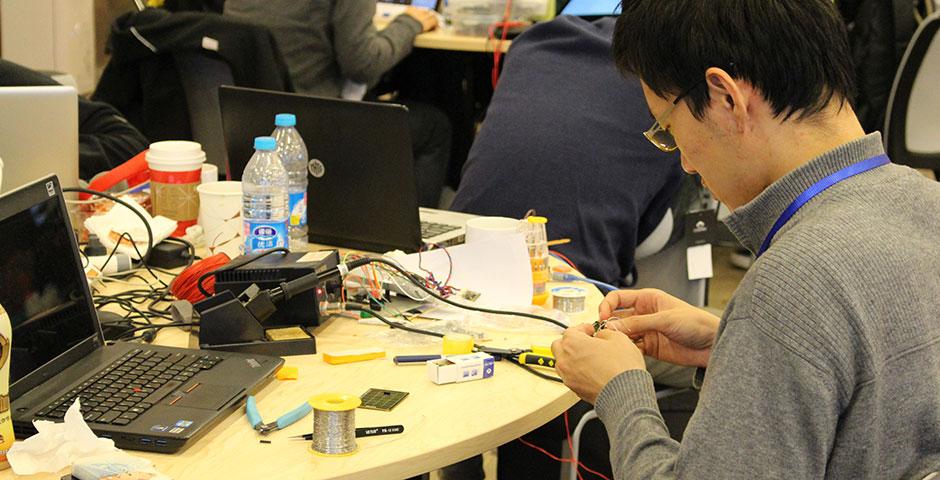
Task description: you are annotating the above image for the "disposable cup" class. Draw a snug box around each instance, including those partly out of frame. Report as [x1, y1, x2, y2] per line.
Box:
[464, 216, 522, 244]
[197, 181, 242, 258]
[146, 141, 205, 236]
[201, 163, 219, 185]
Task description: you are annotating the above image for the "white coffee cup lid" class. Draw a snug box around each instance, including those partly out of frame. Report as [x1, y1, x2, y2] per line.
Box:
[146, 141, 206, 172]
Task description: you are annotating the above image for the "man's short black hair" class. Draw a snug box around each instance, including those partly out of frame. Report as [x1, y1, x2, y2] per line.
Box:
[613, 0, 857, 121]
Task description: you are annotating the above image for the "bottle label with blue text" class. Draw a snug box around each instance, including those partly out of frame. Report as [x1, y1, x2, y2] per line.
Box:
[288, 191, 307, 228]
[244, 220, 288, 253]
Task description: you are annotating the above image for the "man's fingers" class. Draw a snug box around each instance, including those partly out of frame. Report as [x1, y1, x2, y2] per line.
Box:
[599, 290, 642, 319]
[611, 312, 675, 336]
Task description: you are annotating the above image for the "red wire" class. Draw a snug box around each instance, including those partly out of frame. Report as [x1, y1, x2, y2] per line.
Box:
[170, 253, 231, 303]
[517, 417, 612, 480]
[491, 0, 514, 88]
[550, 250, 579, 270]
[564, 411, 585, 480]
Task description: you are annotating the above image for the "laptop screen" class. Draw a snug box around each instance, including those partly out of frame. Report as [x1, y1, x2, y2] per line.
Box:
[0, 178, 99, 388]
[559, 0, 621, 16]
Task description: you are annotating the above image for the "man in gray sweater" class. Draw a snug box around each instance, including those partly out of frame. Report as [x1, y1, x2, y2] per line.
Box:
[224, 1, 450, 207]
[552, 1, 940, 478]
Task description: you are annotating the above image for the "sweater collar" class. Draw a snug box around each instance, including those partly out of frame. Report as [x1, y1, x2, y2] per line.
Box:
[723, 132, 886, 254]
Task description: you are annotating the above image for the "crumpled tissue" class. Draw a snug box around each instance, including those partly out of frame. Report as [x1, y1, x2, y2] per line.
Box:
[8, 399, 116, 475]
[84, 196, 176, 260]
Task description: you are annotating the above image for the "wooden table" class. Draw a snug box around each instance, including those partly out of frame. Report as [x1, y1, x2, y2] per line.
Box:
[3, 258, 601, 479]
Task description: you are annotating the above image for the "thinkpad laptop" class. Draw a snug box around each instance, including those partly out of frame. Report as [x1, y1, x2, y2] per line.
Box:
[0, 176, 283, 453]
[219, 86, 476, 253]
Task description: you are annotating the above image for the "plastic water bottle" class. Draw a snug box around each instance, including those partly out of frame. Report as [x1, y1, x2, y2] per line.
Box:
[272, 113, 309, 250]
[242, 136, 289, 253]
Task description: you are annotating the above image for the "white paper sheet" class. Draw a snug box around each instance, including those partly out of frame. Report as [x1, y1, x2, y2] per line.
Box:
[391, 233, 533, 308]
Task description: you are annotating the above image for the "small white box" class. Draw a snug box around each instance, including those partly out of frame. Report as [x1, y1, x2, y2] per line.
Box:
[427, 353, 495, 385]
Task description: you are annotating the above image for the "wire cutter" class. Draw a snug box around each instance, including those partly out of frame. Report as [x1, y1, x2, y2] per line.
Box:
[246, 395, 312, 435]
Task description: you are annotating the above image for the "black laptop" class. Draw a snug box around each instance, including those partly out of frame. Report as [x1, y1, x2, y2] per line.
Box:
[219, 85, 475, 253]
[0, 176, 283, 453]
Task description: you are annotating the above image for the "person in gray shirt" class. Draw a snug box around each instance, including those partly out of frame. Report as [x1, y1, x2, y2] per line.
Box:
[552, 0, 940, 478]
[224, 0, 450, 207]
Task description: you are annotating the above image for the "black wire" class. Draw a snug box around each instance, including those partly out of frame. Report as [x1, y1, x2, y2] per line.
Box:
[196, 247, 290, 297]
[63, 187, 154, 265]
[347, 305, 446, 339]
[364, 257, 568, 330]
[115, 322, 200, 340]
[511, 359, 563, 383]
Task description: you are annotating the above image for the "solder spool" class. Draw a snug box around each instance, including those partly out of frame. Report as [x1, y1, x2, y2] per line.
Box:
[551, 286, 587, 314]
[308, 393, 362, 456]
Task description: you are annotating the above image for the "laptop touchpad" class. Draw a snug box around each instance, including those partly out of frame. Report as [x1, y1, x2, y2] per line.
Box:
[168, 383, 244, 411]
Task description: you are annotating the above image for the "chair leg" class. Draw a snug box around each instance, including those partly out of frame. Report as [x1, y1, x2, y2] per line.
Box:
[568, 409, 599, 480]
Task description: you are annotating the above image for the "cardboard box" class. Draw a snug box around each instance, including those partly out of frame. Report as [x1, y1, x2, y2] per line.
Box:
[427, 353, 495, 385]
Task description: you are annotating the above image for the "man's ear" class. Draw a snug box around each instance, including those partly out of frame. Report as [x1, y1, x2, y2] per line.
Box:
[705, 67, 750, 133]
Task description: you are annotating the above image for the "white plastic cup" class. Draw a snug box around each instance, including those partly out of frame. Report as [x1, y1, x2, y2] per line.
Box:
[201, 163, 219, 185]
[197, 181, 243, 258]
[146, 141, 206, 235]
[464, 216, 522, 244]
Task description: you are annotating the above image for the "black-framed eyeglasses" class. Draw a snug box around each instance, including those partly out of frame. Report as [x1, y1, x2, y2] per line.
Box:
[644, 63, 734, 152]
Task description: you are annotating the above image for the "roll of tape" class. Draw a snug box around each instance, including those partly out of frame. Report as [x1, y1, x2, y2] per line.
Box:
[551, 286, 587, 313]
[442, 334, 474, 355]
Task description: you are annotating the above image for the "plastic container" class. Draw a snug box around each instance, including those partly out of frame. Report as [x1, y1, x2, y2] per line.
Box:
[242, 137, 289, 253]
[524, 216, 550, 305]
[272, 114, 309, 251]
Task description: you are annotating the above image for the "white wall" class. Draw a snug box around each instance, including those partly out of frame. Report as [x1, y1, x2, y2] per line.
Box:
[1, 0, 95, 93]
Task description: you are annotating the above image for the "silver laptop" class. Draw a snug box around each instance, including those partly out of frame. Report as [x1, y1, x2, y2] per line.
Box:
[0, 85, 79, 194]
[219, 86, 474, 253]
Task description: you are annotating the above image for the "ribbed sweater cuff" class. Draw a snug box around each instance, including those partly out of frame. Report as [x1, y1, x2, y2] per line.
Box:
[394, 14, 423, 36]
[595, 369, 658, 420]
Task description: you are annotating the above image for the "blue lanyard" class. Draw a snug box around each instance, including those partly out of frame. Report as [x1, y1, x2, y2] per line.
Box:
[756, 154, 890, 257]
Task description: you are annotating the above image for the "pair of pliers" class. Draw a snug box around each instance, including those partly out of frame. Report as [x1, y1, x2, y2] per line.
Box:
[246, 395, 312, 435]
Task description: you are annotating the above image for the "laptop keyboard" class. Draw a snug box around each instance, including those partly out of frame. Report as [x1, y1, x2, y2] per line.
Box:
[420, 221, 460, 239]
[35, 348, 222, 426]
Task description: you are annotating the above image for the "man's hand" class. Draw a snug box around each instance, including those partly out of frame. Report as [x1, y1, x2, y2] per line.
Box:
[551, 327, 645, 404]
[600, 289, 720, 368]
[403, 7, 438, 32]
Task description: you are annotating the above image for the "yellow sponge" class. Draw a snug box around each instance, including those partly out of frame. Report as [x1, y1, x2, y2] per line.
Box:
[276, 365, 299, 380]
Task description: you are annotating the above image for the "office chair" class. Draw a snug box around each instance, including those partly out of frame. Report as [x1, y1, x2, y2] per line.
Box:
[175, 52, 235, 177]
[884, 10, 940, 177]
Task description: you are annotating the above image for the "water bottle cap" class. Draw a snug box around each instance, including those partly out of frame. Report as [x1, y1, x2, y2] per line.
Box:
[274, 113, 296, 127]
[254, 136, 277, 151]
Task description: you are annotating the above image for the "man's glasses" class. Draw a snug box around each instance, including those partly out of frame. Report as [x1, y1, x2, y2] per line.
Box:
[643, 79, 704, 152]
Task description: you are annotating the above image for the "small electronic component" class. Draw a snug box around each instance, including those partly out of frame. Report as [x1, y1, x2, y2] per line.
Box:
[359, 388, 409, 411]
[592, 320, 607, 335]
[461, 290, 481, 302]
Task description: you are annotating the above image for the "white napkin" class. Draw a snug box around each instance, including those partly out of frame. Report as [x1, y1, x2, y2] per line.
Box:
[8, 399, 116, 475]
[84, 196, 177, 260]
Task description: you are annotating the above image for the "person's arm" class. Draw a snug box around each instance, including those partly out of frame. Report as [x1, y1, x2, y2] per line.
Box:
[77, 98, 149, 180]
[594, 317, 841, 479]
[331, 1, 428, 87]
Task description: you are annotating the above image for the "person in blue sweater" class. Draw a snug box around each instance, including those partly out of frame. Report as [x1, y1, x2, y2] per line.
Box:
[451, 15, 685, 289]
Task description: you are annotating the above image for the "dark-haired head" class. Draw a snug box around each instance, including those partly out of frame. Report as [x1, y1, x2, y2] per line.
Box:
[613, 0, 856, 121]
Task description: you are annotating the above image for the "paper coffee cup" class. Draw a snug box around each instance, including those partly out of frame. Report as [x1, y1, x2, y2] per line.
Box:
[465, 216, 522, 244]
[197, 181, 242, 258]
[147, 141, 206, 236]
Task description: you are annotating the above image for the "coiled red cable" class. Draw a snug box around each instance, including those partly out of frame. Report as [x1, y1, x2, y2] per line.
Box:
[170, 253, 231, 303]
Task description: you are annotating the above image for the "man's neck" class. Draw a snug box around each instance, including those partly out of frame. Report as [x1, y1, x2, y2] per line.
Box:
[756, 104, 867, 194]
